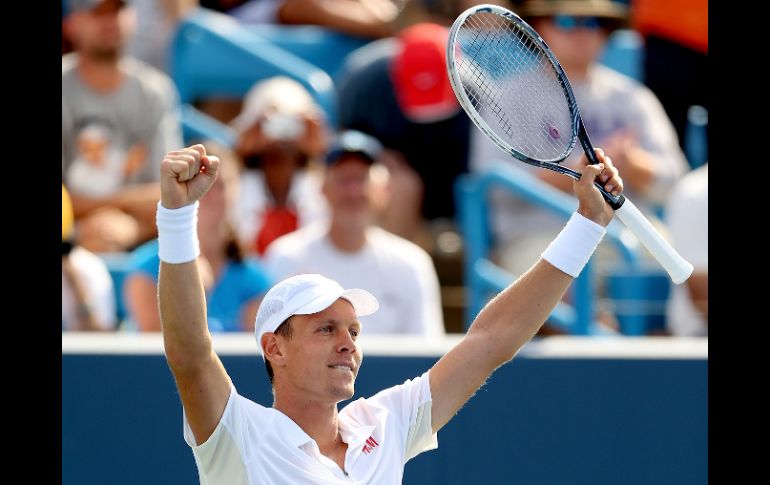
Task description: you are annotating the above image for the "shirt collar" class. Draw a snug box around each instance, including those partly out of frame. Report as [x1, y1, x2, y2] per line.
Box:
[271, 408, 377, 450]
[270, 409, 314, 447]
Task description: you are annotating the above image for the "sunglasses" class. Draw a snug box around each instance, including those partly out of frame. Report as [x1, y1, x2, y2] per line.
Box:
[551, 15, 610, 31]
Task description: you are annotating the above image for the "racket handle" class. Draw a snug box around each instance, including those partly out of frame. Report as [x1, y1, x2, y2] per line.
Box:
[596, 182, 624, 210]
[614, 198, 694, 284]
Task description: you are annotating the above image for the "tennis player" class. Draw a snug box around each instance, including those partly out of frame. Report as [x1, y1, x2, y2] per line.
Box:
[157, 144, 622, 483]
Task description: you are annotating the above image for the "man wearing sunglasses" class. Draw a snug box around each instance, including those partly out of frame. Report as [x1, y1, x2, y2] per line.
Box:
[471, 0, 688, 284]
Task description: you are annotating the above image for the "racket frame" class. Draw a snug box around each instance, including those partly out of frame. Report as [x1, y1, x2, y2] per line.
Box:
[446, 4, 694, 284]
[446, 4, 624, 209]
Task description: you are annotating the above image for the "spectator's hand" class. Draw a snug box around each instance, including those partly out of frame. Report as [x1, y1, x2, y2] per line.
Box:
[599, 131, 635, 165]
[160, 145, 220, 209]
[297, 112, 328, 159]
[77, 207, 139, 252]
[574, 148, 623, 227]
[599, 131, 654, 192]
[123, 143, 148, 179]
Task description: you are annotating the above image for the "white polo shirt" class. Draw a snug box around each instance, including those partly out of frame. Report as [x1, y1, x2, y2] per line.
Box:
[183, 371, 438, 484]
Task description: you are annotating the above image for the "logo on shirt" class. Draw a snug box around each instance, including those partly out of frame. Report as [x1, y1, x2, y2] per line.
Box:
[362, 436, 379, 455]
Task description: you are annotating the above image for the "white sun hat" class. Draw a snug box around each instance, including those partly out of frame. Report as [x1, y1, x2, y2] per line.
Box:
[255, 274, 379, 355]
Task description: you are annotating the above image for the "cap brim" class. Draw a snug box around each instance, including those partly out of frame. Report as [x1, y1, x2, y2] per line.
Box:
[294, 288, 379, 318]
[340, 288, 379, 316]
[257, 286, 379, 360]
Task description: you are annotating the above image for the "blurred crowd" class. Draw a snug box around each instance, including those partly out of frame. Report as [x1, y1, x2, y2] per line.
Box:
[62, 0, 707, 337]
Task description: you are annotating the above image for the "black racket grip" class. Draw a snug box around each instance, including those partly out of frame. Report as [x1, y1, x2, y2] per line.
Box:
[595, 182, 625, 210]
[579, 121, 625, 210]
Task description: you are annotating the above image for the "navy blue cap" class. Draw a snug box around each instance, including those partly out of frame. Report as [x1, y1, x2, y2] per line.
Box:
[325, 130, 383, 165]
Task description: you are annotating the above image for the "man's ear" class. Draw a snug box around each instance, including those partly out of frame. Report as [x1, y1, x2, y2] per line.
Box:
[262, 333, 286, 367]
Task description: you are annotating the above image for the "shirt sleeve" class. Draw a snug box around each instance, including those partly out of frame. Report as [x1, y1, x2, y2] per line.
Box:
[72, 248, 117, 330]
[366, 371, 438, 463]
[183, 385, 251, 484]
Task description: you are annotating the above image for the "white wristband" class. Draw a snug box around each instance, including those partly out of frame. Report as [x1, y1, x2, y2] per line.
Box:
[156, 201, 200, 264]
[541, 212, 606, 278]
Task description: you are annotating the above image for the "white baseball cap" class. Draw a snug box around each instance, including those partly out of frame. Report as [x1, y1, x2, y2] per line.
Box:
[230, 76, 321, 135]
[255, 274, 379, 356]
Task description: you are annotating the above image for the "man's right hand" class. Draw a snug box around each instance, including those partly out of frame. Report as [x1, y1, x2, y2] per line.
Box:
[160, 144, 220, 209]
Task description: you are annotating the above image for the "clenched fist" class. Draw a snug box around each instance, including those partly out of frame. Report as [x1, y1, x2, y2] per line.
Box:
[160, 144, 220, 209]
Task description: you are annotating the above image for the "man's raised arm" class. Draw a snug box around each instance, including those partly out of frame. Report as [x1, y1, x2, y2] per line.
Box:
[157, 144, 231, 445]
[429, 150, 623, 433]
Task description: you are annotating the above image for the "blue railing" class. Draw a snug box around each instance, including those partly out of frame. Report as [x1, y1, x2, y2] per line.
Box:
[170, 8, 371, 138]
[180, 103, 236, 147]
[456, 164, 645, 334]
[599, 29, 644, 81]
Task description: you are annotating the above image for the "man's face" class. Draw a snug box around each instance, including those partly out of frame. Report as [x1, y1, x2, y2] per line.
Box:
[235, 118, 306, 190]
[276, 299, 363, 403]
[323, 155, 373, 221]
[67, 1, 133, 60]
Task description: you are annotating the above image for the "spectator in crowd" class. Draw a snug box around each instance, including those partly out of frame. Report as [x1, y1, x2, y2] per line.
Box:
[62, 0, 183, 252]
[665, 162, 707, 336]
[62, 185, 117, 331]
[471, 0, 688, 277]
[337, 22, 472, 246]
[127, 0, 199, 73]
[265, 130, 446, 338]
[230, 76, 330, 256]
[123, 143, 272, 332]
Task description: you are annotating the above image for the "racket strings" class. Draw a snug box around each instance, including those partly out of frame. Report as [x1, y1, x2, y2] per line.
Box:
[454, 12, 574, 162]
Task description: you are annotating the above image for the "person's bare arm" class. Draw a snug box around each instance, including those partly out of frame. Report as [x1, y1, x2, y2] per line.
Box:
[278, 0, 399, 38]
[70, 183, 161, 219]
[686, 273, 708, 324]
[157, 145, 232, 445]
[159, 0, 198, 20]
[124, 273, 163, 332]
[598, 132, 656, 195]
[538, 166, 574, 192]
[429, 150, 622, 433]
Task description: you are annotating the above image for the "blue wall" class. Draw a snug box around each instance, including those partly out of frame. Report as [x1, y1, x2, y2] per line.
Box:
[62, 353, 706, 484]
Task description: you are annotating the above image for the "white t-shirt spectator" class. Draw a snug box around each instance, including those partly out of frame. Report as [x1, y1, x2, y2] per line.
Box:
[61, 246, 117, 331]
[472, 64, 688, 247]
[264, 223, 445, 338]
[665, 164, 708, 336]
[234, 169, 329, 252]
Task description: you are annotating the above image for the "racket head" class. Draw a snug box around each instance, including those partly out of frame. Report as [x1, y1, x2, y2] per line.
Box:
[446, 4, 582, 167]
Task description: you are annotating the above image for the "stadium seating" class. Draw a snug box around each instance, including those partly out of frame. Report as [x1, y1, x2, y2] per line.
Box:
[455, 164, 655, 335]
[170, 7, 371, 144]
[599, 28, 644, 81]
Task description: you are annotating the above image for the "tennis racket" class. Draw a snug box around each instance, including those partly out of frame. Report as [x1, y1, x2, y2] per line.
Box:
[446, 4, 693, 284]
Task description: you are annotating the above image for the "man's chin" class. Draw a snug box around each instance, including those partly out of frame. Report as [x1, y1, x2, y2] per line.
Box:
[332, 383, 356, 402]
